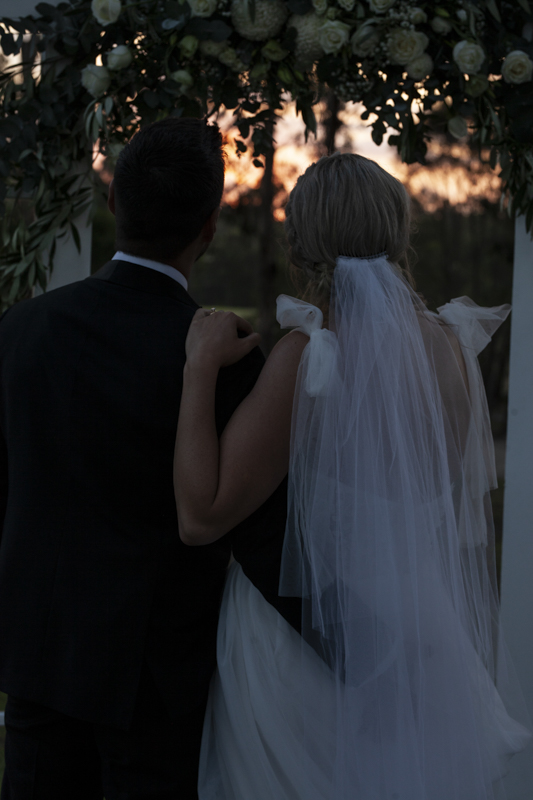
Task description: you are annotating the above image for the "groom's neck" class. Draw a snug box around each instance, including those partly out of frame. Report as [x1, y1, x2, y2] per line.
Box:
[117, 242, 198, 284]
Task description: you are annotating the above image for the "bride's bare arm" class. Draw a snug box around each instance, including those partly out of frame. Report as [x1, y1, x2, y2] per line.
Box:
[174, 309, 308, 545]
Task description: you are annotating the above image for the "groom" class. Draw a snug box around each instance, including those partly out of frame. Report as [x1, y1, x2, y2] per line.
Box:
[0, 118, 300, 799]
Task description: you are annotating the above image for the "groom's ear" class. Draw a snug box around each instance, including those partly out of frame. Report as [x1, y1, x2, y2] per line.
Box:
[108, 180, 116, 216]
[203, 206, 221, 243]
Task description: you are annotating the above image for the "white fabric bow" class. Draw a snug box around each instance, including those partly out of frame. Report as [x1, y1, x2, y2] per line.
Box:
[276, 295, 337, 397]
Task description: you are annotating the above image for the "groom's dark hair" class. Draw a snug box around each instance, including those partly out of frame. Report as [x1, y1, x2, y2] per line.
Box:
[113, 117, 225, 259]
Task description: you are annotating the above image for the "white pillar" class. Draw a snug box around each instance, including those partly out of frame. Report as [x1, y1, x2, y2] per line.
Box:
[33, 201, 92, 294]
[499, 215, 533, 798]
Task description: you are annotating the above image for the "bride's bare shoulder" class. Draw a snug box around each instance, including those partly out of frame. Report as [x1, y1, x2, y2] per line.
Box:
[251, 330, 309, 394]
[267, 330, 309, 368]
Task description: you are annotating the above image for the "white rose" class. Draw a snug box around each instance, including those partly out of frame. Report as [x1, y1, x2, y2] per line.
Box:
[502, 50, 533, 84]
[189, 0, 218, 17]
[170, 69, 194, 87]
[218, 46, 246, 71]
[231, 0, 288, 41]
[430, 16, 452, 34]
[81, 64, 111, 97]
[319, 19, 351, 54]
[91, 0, 121, 26]
[453, 40, 485, 74]
[199, 39, 228, 56]
[457, 9, 467, 22]
[351, 23, 379, 57]
[406, 52, 433, 80]
[410, 8, 427, 24]
[338, 0, 356, 10]
[368, 0, 395, 13]
[447, 116, 468, 139]
[312, 0, 328, 15]
[289, 12, 324, 67]
[388, 29, 428, 65]
[106, 45, 132, 70]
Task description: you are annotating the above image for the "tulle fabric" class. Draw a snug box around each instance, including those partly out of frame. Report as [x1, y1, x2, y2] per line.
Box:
[198, 255, 530, 800]
[279, 256, 529, 799]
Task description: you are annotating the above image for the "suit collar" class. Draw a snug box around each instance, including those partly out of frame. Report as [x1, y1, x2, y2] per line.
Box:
[89, 261, 199, 309]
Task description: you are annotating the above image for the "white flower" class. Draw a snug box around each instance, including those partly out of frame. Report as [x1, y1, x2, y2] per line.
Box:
[406, 52, 433, 80]
[368, 0, 395, 13]
[218, 46, 246, 71]
[457, 9, 467, 22]
[430, 16, 452, 34]
[453, 40, 485, 74]
[170, 69, 194, 87]
[338, 0, 356, 10]
[81, 64, 111, 97]
[351, 23, 379, 57]
[447, 116, 468, 139]
[289, 12, 324, 67]
[388, 29, 428, 65]
[410, 7, 427, 24]
[319, 19, 351, 54]
[189, 0, 218, 17]
[231, 0, 288, 41]
[502, 50, 533, 84]
[106, 45, 132, 70]
[179, 35, 199, 58]
[312, 0, 328, 15]
[91, 0, 121, 26]
[200, 39, 228, 56]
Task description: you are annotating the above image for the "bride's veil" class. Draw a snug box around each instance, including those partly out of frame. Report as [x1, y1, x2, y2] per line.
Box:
[279, 254, 530, 800]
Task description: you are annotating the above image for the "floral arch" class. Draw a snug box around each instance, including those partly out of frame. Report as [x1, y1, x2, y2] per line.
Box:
[0, 0, 532, 305]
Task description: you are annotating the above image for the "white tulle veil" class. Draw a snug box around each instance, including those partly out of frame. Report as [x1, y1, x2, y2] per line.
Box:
[279, 254, 530, 800]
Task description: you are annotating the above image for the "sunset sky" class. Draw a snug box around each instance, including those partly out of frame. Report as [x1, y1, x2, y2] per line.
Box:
[219, 101, 502, 219]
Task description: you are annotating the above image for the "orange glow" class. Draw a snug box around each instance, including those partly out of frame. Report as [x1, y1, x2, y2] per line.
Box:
[220, 101, 403, 220]
[396, 141, 502, 213]
[92, 101, 502, 217]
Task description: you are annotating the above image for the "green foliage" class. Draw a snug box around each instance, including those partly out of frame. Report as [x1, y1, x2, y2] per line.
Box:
[0, 0, 532, 306]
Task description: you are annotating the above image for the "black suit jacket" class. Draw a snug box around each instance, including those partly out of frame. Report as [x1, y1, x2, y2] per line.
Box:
[0, 260, 300, 729]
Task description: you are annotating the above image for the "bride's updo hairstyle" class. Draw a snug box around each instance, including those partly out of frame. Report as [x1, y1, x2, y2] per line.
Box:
[285, 152, 413, 311]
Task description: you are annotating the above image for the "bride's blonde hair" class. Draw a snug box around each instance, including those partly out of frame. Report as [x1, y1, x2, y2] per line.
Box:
[284, 153, 413, 314]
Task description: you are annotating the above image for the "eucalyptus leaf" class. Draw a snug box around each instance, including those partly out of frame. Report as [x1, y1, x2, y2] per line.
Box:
[161, 18, 183, 30]
[70, 221, 81, 253]
[484, 0, 501, 22]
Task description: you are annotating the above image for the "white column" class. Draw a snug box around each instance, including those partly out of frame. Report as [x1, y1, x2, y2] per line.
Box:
[499, 215, 533, 798]
[33, 201, 92, 294]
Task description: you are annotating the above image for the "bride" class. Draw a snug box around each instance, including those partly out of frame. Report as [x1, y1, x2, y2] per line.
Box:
[173, 153, 530, 799]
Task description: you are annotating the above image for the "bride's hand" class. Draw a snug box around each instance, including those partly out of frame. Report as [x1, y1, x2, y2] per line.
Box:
[185, 308, 262, 369]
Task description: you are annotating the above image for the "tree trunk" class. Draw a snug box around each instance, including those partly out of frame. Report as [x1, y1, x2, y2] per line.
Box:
[257, 122, 277, 355]
[322, 91, 342, 155]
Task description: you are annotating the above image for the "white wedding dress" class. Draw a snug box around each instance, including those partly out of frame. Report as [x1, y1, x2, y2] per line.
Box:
[198, 261, 530, 800]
